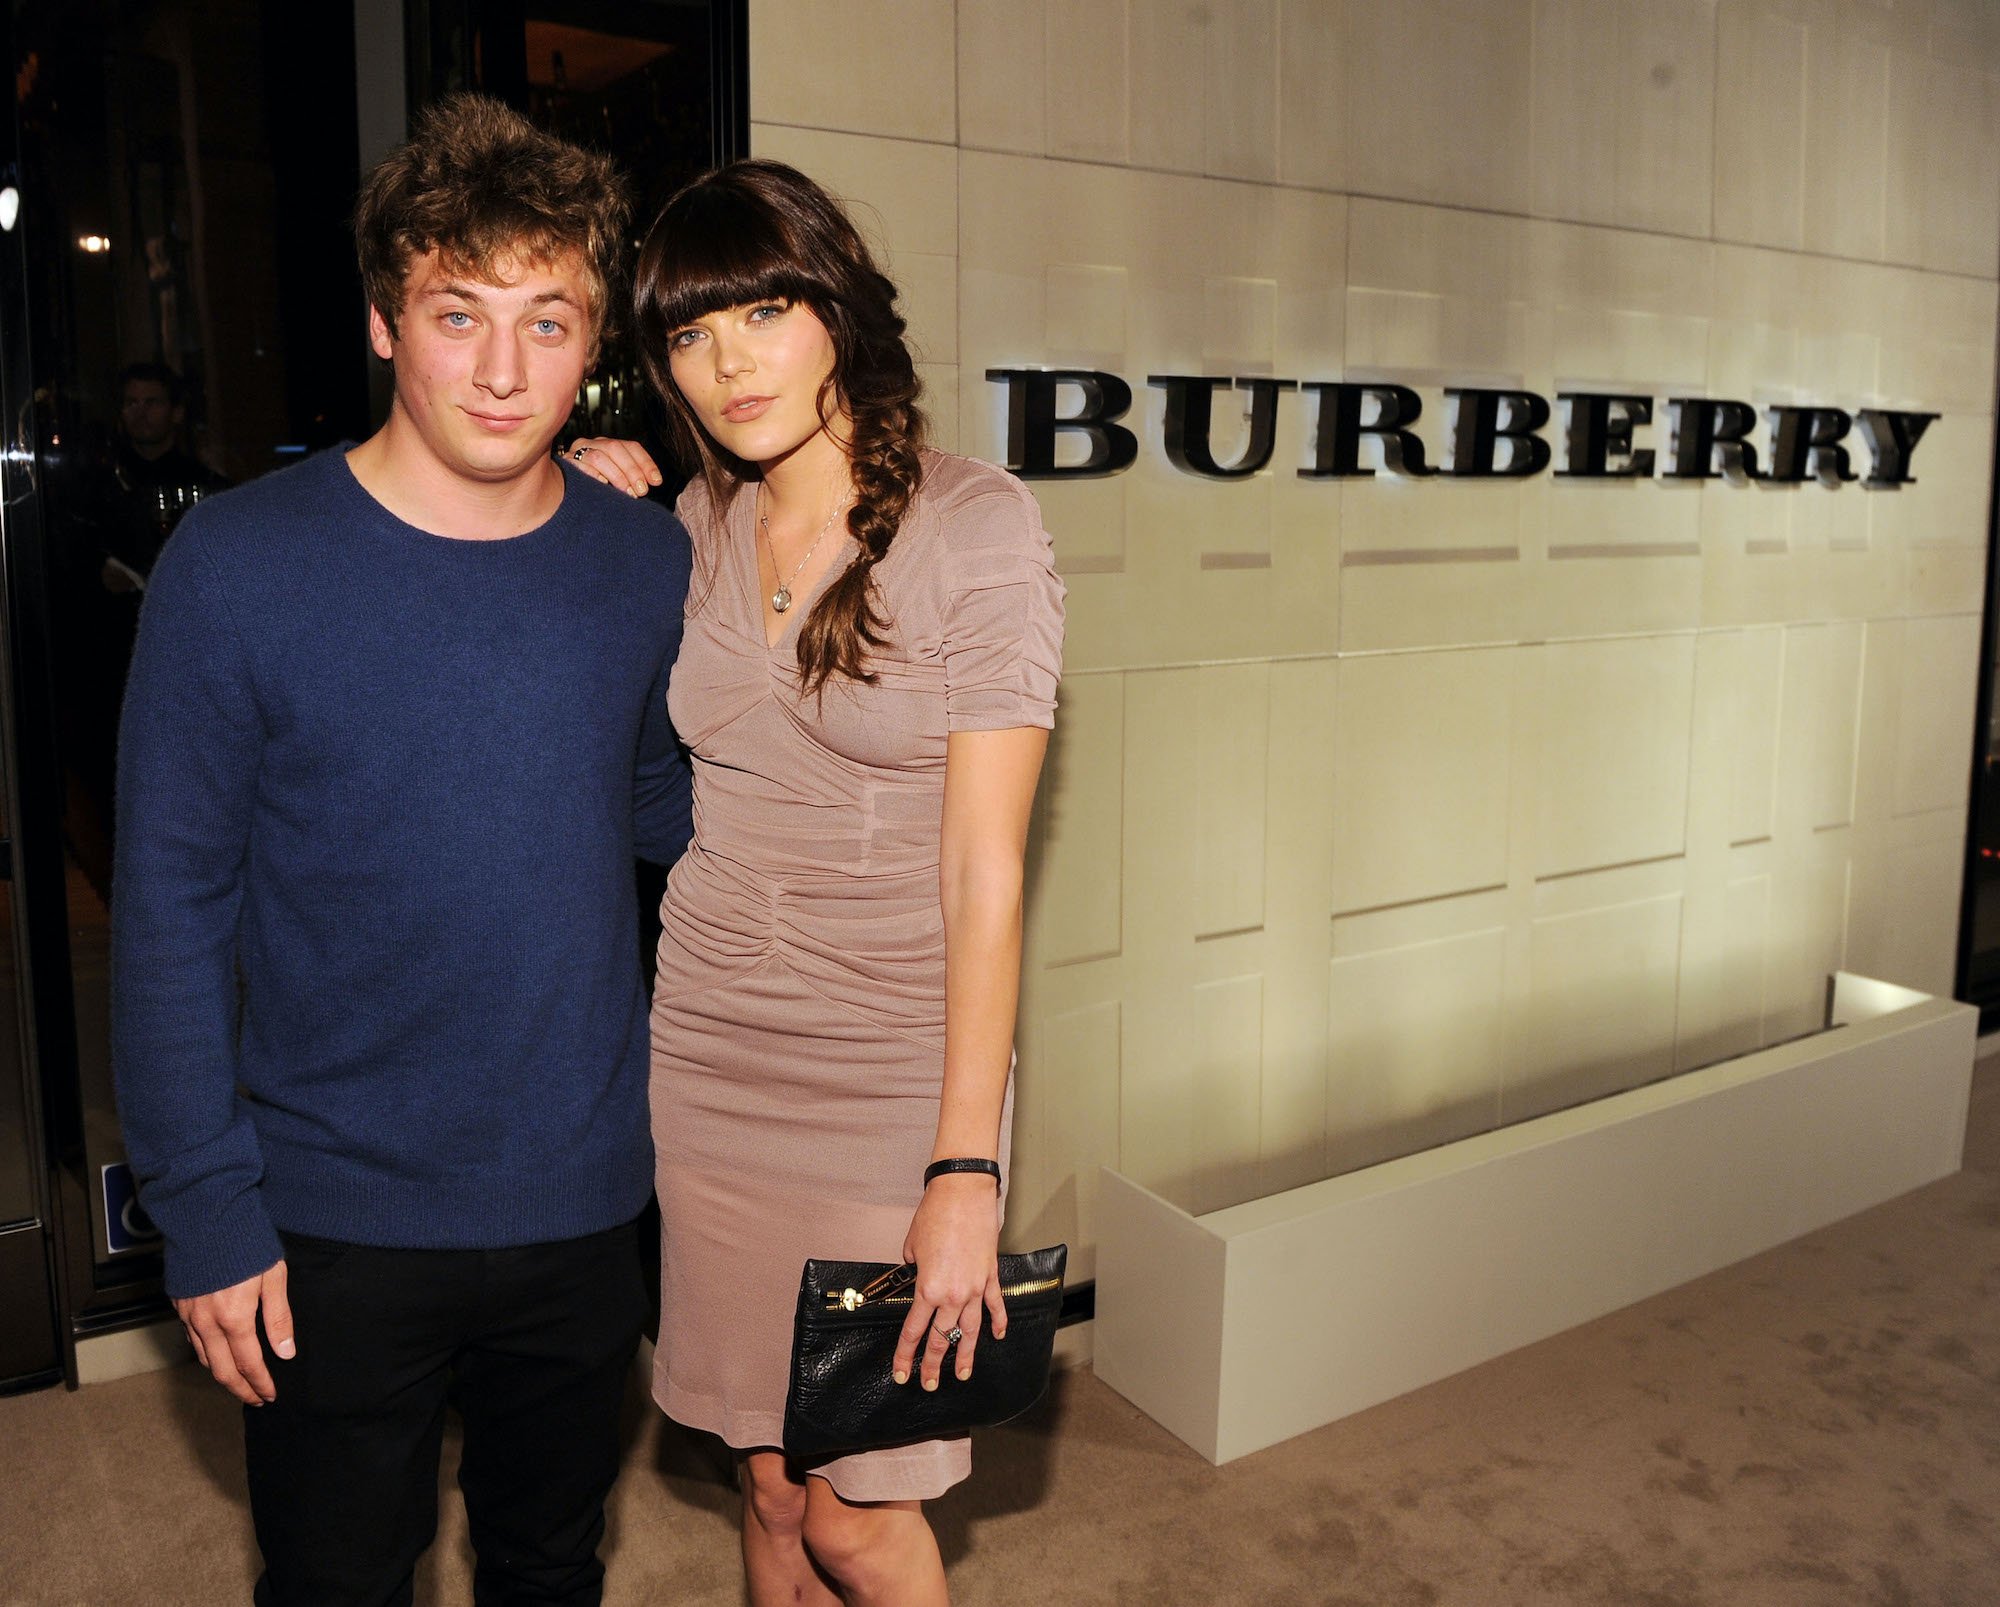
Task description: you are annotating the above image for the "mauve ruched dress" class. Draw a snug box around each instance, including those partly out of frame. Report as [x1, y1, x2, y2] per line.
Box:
[649, 450, 1064, 1501]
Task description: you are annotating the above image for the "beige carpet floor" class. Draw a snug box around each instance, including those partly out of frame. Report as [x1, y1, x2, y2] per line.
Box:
[4, 1060, 1997, 1606]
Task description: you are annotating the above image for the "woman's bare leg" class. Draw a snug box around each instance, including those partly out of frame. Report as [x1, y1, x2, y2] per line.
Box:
[740, 1451, 842, 1607]
[800, 1480, 948, 1607]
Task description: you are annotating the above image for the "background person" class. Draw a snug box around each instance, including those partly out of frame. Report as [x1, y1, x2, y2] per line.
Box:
[101, 361, 229, 590]
[112, 94, 691, 1606]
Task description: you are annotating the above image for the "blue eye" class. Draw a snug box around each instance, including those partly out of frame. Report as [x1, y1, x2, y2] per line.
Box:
[443, 310, 473, 328]
[748, 303, 785, 322]
[533, 318, 562, 337]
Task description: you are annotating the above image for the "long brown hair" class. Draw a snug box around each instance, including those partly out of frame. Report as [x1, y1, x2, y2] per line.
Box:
[632, 160, 925, 695]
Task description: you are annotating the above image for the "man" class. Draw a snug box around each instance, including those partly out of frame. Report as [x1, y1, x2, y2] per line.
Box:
[112, 94, 690, 1606]
[99, 361, 228, 590]
[100, 361, 230, 583]
[111, 362, 213, 488]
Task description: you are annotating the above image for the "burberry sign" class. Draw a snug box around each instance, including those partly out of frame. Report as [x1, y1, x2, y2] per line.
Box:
[984, 369, 1939, 489]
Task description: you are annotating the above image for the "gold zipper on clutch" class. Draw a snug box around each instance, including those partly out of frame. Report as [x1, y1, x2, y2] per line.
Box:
[826, 1274, 1062, 1313]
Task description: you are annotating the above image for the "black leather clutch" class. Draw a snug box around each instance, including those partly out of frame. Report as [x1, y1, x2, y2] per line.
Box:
[782, 1244, 1068, 1460]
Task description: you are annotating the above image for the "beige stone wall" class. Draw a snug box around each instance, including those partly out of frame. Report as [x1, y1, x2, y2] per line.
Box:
[746, 0, 2000, 1272]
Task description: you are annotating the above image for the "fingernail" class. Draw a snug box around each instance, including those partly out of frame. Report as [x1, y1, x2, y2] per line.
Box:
[893, 1370, 908, 1385]
[275, 1339, 296, 1360]
[923, 1377, 938, 1393]
[956, 1368, 971, 1381]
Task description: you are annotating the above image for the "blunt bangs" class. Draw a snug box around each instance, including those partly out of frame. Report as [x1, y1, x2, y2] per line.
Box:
[641, 183, 828, 334]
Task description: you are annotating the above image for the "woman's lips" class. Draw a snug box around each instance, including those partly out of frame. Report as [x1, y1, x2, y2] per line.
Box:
[721, 395, 774, 423]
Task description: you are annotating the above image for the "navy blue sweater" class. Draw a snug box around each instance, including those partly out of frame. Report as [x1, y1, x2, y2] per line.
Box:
[111, 450, 692, 1299]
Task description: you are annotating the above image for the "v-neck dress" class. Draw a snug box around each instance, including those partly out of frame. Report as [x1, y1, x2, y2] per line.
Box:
[648, 449, 1063, 1501]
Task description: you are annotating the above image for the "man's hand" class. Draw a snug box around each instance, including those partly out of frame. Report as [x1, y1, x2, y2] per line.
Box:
[175, 1260, 294, 1405]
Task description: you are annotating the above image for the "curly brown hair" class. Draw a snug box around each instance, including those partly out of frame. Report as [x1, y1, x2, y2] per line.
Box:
[354, 93, 631, 360]
[632, 160, 926, 696]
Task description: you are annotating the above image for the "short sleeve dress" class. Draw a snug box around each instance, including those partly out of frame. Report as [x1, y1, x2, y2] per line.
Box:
[648, 449, 1064, 1501]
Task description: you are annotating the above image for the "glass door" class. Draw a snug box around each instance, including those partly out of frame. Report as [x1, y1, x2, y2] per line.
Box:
[0, 9, 60, 1391]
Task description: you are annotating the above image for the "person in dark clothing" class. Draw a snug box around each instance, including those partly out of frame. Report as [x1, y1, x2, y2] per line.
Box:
[101, 361, 227, 589]
[112, 360, 212, 483]
[111, 94, 689, 1607]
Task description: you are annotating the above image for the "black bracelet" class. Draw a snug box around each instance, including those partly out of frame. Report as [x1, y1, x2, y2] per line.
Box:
[924, 1157, 1001, 1189]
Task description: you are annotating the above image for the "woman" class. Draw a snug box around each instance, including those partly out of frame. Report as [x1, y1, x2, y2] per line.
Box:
[572, 161, 1061, 1605]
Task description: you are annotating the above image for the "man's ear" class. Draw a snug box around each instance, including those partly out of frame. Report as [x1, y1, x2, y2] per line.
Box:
[367, 303, 397, 361]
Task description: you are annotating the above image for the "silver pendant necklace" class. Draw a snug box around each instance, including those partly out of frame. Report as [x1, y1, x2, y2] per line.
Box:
[760, 484, 847, 613]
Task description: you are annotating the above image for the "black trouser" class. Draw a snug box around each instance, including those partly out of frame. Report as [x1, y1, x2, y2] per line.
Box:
[243, 1219, 648, 1607]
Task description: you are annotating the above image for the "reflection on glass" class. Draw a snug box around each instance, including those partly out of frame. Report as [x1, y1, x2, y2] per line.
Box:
[17, 0, 369, 1300]
[0, 882, 31, 1228]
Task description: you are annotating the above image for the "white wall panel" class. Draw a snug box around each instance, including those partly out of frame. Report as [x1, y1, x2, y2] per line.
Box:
[1258, 658, 1339, 1196]
[1849, 830, 1964, 997]
[1893, 615, 1982, 817]
[1190, 974, 1266, 1212]
[748, 0, 955, 141]
[1762, 836, 1852, 1043]
[1326, 927, 1507, 1175]
[1202, 0, 1279, 182]
[1779, 622, 1864, 831]
[1032, 674, 1125, 967]
[1531, 0, 1717, 238]
[746, 0, 1998, 1289]
[1339, 0, 1534, 214]
[1803, 30, 1889, 263]
[1022, 1000, 1122, 1275]
[1535, 637, 1697, 879]
[1332, 649, 1513, 915]
[1115, 668, 1202, 1205]
[1195, 664, 1270, 939]
[1129, 0, 1208, 173]
[1517, 893, 1685, 1120]
[1046, 0, 1131, 163]
[1886, 51, 2000, 278]
[1276, 0, 1346, 191]
[1714, 4, 1806, 251]
[1676, 871, 1771, 1072]
[1881, 270, 1997, 412]
[958, 0, 1045, 153]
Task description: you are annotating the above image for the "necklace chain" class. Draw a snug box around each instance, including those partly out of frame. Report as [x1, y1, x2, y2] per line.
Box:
[758, 484, 847, 614]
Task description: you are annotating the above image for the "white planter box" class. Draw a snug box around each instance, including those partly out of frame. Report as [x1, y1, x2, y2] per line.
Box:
[1094, 972, 1976, 1465]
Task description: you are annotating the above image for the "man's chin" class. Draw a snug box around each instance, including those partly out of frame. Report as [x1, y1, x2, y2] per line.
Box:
[454, 432, 561, 484]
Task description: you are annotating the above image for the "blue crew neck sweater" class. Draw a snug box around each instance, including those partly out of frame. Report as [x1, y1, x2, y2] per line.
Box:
[111, 449, 693, 1299]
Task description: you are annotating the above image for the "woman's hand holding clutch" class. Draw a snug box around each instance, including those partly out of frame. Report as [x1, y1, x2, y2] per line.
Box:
[893, 1175, 1006, 1391]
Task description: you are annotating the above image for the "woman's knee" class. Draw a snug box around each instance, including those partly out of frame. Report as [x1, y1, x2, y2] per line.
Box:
[740, 1454, 809, 1537]
[800, 1486, 920, 1582]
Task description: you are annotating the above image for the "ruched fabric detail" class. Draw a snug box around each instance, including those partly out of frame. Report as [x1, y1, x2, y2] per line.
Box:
[650, 451, 1062, 1503]
[940, 481, 1063, 732]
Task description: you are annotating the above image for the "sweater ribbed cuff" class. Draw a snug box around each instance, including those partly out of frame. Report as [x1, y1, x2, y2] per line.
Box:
[158, 1187, 285, 1302]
